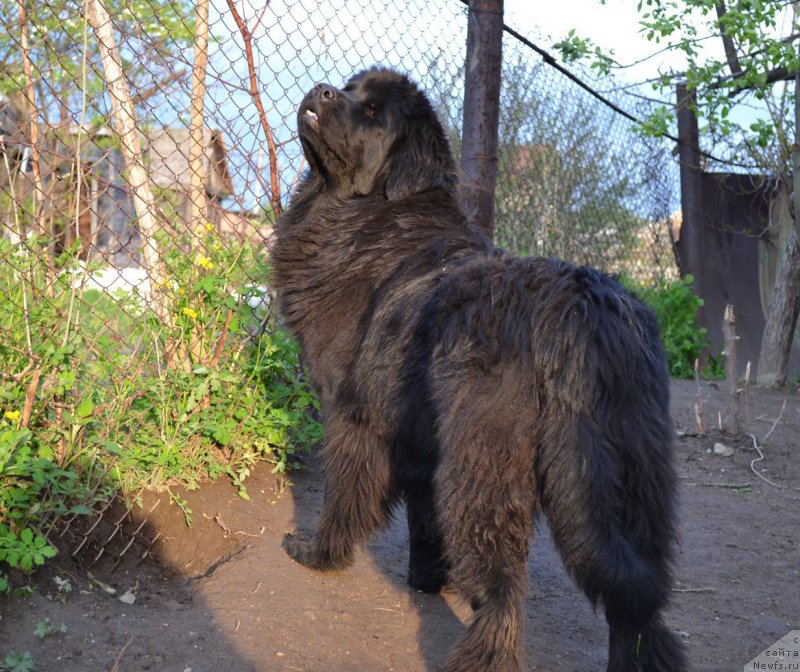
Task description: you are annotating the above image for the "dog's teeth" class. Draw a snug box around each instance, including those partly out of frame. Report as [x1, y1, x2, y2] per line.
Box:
[305, 109, 318, 119]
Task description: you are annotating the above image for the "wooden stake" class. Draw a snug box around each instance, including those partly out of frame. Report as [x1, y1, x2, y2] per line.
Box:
[693, 358, 706, 433]
[722, 304, 740, 434]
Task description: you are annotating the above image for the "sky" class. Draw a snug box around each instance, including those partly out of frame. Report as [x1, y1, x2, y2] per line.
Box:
[505, 0, 795, 99]
[504, 0, 691, 98]
[506, 0, 651, 58]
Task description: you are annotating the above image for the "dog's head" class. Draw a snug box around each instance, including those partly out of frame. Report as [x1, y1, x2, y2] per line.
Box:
[297, 67, 457, 200]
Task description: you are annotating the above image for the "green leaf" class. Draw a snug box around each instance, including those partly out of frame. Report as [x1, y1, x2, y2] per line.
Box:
[3, 651, 35, 672]
[69, 504, 93, 516]
[75, 398, 94, 418]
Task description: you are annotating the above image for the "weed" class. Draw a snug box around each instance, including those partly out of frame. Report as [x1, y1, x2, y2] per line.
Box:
[50, 576, 72, 602]
[0, 228, 320, 580]
[33, 618, 67, 639]
[1, 651, 34, 672]
[621, 274, 723, 379]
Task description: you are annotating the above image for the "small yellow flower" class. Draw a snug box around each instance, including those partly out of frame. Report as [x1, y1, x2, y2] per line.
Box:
[205, 222, 216, 233]
[4, 410, 21, 421]
[182, 307, 198, 319]
[194, 255, 214, 270]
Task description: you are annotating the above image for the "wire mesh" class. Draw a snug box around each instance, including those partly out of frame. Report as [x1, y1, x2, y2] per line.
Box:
[0, 0, 681, 543]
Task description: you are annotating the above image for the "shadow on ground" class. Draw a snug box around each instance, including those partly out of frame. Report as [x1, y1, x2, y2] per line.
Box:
[1, 379, 798, 671]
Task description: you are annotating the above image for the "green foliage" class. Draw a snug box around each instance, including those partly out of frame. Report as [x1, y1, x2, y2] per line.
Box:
[0, 651, 34, 672]
[554, 29, 616, 76]
[622, 274, 722, 379]
[0, 227, 320, 578]
[33, 619, 66, 639]
[0, 429, 73, 572]
[0, 0, 194, 111]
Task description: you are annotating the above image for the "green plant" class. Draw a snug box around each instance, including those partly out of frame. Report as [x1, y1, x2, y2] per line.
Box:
[0, 224, 321, 578]
[50, 576, 72, 602]
[622, 274, 722, 379]
[0, 429, 78, 572]
[33, 619, 66, 639]
[1, 651, 34, 672]
[786, 373, 800, 392]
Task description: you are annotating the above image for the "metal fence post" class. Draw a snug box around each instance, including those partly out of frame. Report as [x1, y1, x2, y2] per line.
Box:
[461, 0, 504, 238]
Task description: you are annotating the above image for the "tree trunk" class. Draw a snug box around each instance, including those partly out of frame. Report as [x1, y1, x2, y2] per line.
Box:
[188, 0, 209, 240]
[85, 0, 176, 362]
[757, 221, 800, 386]
[756, 65, 800, 386]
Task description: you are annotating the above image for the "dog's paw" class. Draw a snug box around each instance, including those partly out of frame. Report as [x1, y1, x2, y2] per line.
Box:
[407, 570, 447, 594]
[283, 533, 319, 568]
[283, 532, 351, 571]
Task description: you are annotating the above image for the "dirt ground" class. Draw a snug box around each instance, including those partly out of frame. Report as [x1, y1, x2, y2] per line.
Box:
[1, 379, 798, 672]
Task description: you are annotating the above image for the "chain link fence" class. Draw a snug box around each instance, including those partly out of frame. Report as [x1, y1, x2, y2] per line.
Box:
[0, 0, 680, 561]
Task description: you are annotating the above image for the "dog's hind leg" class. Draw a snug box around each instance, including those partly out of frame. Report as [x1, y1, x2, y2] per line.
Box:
[406, 483, 448, 593]
[537, 408, 686, 672]
[435, 426, 534, 672]
[285, 411, 395, 571]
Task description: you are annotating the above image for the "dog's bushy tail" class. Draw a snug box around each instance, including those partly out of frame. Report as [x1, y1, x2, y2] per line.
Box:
[607, 617, 688, 672]
[532, 268, 685, 671]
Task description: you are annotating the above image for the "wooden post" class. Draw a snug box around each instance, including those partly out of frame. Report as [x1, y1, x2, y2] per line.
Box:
[722, 304, 740, 434]
[676, 83, 707, 330]
[461, 0, 504, 239]
[693, 359, 706, 433]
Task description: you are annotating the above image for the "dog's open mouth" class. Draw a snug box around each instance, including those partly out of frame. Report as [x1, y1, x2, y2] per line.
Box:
[301, 107, 320, 132]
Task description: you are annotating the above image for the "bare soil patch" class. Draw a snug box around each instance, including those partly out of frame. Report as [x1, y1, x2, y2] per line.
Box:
[1, 379, 798, 671]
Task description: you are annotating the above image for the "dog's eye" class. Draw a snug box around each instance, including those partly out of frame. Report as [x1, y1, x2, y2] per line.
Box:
[364, 103, 378, 118]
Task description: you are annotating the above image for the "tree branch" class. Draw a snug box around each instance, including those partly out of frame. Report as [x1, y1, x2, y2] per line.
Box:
[224, 0, 282, 216]
[131, 68, 188, 105]
[715, 1, 743, 77]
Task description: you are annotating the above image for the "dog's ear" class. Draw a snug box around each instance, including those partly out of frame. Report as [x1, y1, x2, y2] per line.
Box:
[384, 115, 457, 201]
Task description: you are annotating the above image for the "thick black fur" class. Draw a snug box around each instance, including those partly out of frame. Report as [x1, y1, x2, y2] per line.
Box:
[271, 67, 686, 672]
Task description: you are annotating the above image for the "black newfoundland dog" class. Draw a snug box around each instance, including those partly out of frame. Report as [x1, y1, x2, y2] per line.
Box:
[272, 67, 685, 672]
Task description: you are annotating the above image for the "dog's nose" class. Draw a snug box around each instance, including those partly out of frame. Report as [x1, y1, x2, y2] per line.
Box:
[314, 83, 336, 102]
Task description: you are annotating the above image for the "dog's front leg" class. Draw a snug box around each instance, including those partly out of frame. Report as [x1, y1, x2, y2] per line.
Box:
[284, 413, 394, 571]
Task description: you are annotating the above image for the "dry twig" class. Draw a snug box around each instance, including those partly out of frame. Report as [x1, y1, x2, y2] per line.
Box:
[110, 637, 134, 672]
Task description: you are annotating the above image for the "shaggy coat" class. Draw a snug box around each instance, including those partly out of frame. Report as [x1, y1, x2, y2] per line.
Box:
[271, 67, 686, 672]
